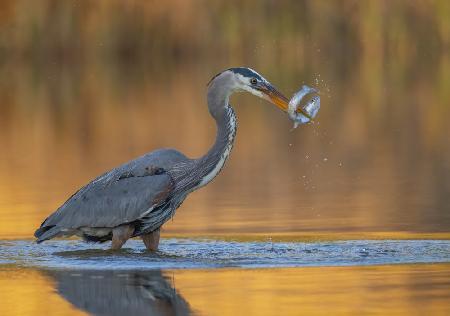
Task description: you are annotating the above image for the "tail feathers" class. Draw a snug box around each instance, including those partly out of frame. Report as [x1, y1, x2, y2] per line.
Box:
[34, 225, 50, 238]
[35, 225, 63, 243]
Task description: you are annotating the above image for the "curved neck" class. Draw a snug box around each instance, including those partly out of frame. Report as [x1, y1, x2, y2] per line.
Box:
[194, 104, 237, 189]
[169, 87, 237, 195]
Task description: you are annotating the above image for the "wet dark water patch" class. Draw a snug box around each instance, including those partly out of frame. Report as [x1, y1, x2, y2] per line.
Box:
[0, 239, 449, 270]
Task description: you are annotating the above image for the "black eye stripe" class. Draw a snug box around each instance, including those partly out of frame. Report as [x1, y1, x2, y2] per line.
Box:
[229, 68, 263, 81]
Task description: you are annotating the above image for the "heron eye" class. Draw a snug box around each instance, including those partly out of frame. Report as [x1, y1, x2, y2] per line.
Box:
[250, 78, 258, 85]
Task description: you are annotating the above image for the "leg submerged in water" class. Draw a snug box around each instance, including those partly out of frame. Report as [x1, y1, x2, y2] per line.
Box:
[111, 224, 134, 250]
[141, 229, 160, 251]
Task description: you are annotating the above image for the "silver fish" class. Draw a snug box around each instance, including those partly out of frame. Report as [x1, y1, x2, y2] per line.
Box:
[288, 85, 321, 129]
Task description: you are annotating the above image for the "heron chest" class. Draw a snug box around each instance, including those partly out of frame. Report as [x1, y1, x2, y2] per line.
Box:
[198, 141, 233, 188]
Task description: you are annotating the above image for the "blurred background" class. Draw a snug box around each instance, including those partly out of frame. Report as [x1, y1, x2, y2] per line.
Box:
[0, 0, 449, 238]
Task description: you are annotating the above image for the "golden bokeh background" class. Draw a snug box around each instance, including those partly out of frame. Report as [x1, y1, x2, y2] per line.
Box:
[0, 0, 449, 238]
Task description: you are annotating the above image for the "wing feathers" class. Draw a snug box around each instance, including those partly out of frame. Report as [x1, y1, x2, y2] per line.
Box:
[37, 173, 173, 232]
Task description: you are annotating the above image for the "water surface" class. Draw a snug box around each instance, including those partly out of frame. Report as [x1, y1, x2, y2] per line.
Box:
[1, 238, 449, 316]
[1, 239, 449, 270]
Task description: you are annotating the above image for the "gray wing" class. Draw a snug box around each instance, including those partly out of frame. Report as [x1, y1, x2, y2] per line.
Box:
[35, 149, 188, 240]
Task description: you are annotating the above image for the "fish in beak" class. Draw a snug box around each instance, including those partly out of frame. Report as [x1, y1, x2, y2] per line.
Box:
[258, 82, 313, 120]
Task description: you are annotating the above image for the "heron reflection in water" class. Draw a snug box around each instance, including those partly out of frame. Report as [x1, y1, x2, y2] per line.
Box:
[35, 68, 299, 250]
[45, 269, 191, 316]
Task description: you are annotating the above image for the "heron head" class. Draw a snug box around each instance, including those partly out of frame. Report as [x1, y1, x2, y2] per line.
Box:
[208, 68, 289, 108]
[227, 67, 291, 113]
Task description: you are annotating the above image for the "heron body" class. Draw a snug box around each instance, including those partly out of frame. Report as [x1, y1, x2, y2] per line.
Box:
[35, 67, 291, 250]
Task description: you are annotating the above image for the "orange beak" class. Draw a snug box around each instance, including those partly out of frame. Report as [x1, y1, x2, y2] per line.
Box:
[260, 83, 312, 120]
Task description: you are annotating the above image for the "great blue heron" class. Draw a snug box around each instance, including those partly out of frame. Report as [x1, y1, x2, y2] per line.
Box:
[35, 67, 297, 250]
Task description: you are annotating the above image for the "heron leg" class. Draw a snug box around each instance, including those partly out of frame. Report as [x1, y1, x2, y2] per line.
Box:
[141, 229, 160, 251]
[111, 224, 134, 250]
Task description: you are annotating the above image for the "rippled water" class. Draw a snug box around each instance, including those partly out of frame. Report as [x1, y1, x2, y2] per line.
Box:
[1, 239, 449, 270]
[1, 238, 450, 316]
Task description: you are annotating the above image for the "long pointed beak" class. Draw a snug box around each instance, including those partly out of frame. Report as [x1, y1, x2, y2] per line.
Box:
[260, 83, 312, 120]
